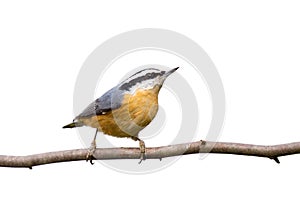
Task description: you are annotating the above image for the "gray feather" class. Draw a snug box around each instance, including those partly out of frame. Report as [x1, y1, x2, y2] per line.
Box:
[76, 87, 124, 118]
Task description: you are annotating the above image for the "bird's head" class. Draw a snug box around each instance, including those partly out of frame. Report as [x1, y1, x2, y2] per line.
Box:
[118, 67, 179, 93]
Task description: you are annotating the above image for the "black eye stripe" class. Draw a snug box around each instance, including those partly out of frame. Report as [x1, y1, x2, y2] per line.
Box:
[119, 71, 165, 91]
[128, 68, 160, 79]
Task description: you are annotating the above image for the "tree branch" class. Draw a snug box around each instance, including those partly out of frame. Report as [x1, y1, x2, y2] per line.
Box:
[1, 140, 300, 168]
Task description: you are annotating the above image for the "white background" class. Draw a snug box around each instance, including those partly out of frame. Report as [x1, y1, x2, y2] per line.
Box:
[1, 1, 300, 199]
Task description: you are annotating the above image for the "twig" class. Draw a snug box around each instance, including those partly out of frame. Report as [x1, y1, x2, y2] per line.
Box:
[1, 141, 300, 168]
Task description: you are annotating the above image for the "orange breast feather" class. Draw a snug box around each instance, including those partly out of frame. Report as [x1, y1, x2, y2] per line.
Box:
[79, 88, 159, 138]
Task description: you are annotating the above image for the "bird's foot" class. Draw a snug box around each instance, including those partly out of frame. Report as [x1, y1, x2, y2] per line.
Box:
[86, 141, 97, 165]
[130, 136, 146, 164]
[138, 139, 146, 164]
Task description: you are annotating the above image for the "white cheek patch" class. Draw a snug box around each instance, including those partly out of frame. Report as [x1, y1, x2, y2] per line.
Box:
[118, 68, 165, 93]
[125, 79, 154, 94]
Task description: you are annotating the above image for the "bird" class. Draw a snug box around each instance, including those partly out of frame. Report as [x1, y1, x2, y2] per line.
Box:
[63, 66, 179, 164]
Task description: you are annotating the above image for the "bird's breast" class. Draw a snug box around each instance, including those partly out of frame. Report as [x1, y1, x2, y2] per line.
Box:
[109, 88, 159, 136]
[125, 88, 159, 125]
[79, 88, 159, 138]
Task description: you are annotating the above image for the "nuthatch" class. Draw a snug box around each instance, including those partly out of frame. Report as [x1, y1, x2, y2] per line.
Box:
[63, 67, 179, 163]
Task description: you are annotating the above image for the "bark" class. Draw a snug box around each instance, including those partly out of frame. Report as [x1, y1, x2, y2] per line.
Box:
[1, 141, 300, 168]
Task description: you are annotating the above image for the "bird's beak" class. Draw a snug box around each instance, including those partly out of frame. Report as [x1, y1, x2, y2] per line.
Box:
[164, 67, 179, 78]
[158, 67, 179, 86]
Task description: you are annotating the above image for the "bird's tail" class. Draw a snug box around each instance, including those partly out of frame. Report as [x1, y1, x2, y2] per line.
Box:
[62, 121, 84, 129]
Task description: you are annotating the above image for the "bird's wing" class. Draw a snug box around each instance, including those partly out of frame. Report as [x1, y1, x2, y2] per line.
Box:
[75, 87, 123, 118]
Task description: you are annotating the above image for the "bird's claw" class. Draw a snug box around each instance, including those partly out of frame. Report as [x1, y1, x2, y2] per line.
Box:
[138, 140, 146, 164]
[86, 142, 96, 165]
[138, 152, 146, 164]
